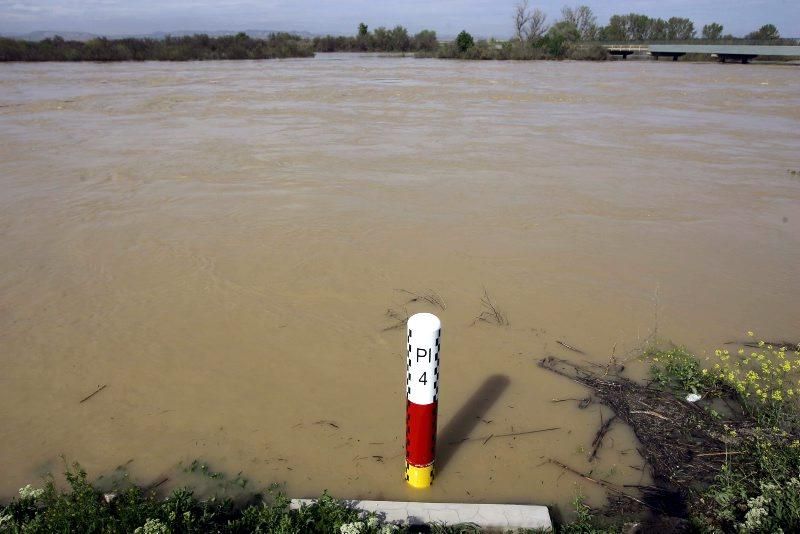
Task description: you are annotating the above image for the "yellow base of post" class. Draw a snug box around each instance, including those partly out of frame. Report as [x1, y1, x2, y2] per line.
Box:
[405, 462, 434, 488]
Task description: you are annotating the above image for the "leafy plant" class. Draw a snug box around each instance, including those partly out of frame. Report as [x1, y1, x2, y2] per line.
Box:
[648, 346, 719, 396]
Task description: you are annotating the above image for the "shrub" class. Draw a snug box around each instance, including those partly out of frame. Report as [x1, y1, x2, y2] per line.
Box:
[566, 45, 609, 61]
[455, 30, 475, 52]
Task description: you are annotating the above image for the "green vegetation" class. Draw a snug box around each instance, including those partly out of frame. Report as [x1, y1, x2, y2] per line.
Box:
[0, 32, 314, 61]
[0, 464, 495, 533]
[312, 24, 438, 53]
[455, 30, 475, 53]
[701, 23, 724, 41]
[648, 335, 800, 532]
[746, 24, 780, 41]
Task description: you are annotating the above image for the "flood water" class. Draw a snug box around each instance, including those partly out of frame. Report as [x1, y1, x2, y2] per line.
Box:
[1, 54, 799, 513]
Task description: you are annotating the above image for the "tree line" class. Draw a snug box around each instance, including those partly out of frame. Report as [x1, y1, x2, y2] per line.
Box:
[511, 2, 785, 43]
[312, 23, 438, 52]
[0, 7, 790, 63]
[0, 32, 314, 61]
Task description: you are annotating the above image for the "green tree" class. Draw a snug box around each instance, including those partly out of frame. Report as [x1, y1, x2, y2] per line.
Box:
[701, 22, 723, 40]
[412, 29, 438, 52]
[600, 14, 627, 41]
[560, 5, 597, 41]
[372, 26, 389, 49]
[358, 22, 368, 37]
[648, 18, 668, 40]
[455, 30, 474, 52]
[747, 23, 779, 40]
[666, 17, 695, 40]
[388, 25, 410, 51]
[626, 13, 652, 41]
[548, 20, 580, 43]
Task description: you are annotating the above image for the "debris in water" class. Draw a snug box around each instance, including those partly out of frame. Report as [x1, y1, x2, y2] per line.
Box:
[395, 288, 447, 310]
[313, 420, 340, 429]
[79, 384, 107, 404]
[557, 340, 585, 355]
[472, 287, 508, 326]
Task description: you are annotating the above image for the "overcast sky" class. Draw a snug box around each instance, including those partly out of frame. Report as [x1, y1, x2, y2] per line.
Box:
[1, 0, 798, 38]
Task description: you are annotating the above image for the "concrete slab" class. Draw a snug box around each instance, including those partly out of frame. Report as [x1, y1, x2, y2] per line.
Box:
[290, 499, 552, 531]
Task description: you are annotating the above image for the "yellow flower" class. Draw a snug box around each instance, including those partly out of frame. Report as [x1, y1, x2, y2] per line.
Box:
[747, 331, 754, 337]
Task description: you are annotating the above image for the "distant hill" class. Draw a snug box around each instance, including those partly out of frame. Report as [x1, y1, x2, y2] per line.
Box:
[2, 29, 317, 42]
[3, 30, 99, 42]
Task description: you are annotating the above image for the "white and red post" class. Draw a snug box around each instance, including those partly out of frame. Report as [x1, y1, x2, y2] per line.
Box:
[405, 313, 441, 488]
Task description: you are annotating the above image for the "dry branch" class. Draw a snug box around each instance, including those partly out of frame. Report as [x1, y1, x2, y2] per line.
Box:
[80, 384, 107, 404]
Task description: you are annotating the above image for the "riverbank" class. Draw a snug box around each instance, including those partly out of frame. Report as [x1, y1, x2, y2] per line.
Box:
[0, 33, 314, 61]
[3, 336, 798, 532]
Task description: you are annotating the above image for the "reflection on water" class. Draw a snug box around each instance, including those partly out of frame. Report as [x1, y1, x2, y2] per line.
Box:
[1, 54, 799, 512]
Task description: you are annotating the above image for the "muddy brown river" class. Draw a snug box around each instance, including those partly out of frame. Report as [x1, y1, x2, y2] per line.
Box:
[1, 54, 799, 513]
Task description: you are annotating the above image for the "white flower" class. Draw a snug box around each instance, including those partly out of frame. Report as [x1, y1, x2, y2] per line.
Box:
[0, 513, 14, 527]
[741, 495, 769, 531]
[366, 515, 380, 528]
[134, 518, 169, 534]
[380, 525, 399, 534]
[340, 521, 365, 534]
[18, 485, 44, 500]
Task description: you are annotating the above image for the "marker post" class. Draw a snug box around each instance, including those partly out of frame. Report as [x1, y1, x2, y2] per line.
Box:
[405, 313, 441, 488]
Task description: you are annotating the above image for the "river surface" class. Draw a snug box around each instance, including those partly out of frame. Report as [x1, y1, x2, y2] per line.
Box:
[1, 54, 799, 513]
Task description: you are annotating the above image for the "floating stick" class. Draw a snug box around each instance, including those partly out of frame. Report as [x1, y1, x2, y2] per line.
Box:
[405, 313, 441, 489]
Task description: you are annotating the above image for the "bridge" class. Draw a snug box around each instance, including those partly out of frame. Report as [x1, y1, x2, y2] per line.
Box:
[601, 44, 800, 63]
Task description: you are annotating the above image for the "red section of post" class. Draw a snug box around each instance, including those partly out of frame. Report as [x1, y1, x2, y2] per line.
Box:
[406, 400, 437, 467]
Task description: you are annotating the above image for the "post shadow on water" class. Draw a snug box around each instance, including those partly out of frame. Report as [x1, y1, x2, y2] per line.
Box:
[435, 374, 510, 475]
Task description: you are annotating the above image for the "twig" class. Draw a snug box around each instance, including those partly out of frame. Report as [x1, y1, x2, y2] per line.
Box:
[146, 477, 169, 492]
[395, 289, 446, 310]
[449, 427, 559, 445]
[80, 384, 107, 404]
[557, 340, 585, 355]
[313, 420, 340, 429]
[604, 343, 620, 376]
[725, 340, 798, 349]
[696, 451, 742, 457]
[630, 410, 670, 421]
[549, 459, 656, 510]
[590, 414, 617, 462]
[482, 434, 494, 445]
[382, 307, 409, 331]
[473, 287, 508, 326]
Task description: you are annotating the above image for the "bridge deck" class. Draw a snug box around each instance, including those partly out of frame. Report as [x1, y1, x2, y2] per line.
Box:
[648, 45, 800, 57]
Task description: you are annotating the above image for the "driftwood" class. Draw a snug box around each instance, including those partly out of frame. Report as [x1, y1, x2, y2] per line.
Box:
[539, 356, 731, 489]
[589, 413, 616, 462]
